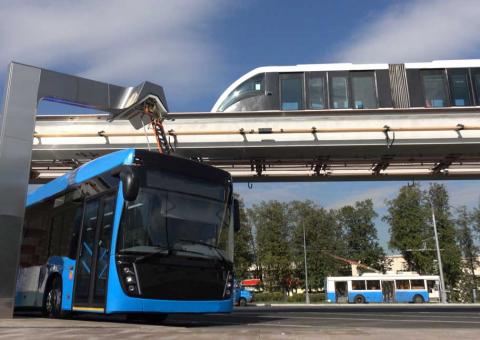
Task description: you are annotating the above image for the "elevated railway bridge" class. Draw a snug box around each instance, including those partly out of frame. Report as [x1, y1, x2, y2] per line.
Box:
[32, 107, 480, 182]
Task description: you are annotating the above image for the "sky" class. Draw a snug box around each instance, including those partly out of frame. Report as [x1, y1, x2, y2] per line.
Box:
[2, 0, 480, 251]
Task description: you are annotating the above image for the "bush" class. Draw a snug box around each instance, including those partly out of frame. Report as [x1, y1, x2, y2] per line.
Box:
[252, 292, 286, 302]
[253, 292, 325, 303]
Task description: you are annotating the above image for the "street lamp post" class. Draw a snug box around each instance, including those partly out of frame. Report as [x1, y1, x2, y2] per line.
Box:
[429, 198, 448, 304]
[303, 224, 310, 304]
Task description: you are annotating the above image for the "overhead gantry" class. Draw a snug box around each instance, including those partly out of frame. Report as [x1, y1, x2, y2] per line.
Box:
[0, 62, 168, 318]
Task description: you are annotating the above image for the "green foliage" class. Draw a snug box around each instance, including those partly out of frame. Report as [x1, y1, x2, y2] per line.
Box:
[253, 292, 325, 303]
[233, 196, 255, 279]
[385, 183, 464, 296]
[337, 199, 389, 272]
[384, 183, 436, 274]
[426, 184, 462, 290]
[289, 201, 345, 291]
[455, 205, 479, 302]
[249, 201, 292, 293]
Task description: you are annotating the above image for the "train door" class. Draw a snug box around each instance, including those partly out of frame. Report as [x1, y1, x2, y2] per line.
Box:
[382, 280, 395, 303]
[73, 194, 115, 312]
[335, 281, 348, 303]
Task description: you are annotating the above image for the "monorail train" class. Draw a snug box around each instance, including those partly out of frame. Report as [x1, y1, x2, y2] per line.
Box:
[211, 60, 480, 112]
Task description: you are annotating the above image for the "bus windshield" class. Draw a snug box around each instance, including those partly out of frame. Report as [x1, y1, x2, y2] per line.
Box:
[116, 171, 231, 261]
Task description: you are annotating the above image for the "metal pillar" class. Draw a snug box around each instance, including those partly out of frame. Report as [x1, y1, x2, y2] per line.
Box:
[0, 63, 41, 318]
[0, 62, 167, 318]
[303, 223, 310, 304]
[429, 199, 448, 304]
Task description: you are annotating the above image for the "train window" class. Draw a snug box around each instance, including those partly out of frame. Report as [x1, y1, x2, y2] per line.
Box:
[351, 72, 378, 109]
[218, 74, 264, 111]
[472, 71, 480, 105]
[330, 75, 349, 109]
[421, 70, 448, 107]
[448, 70, 471, 106]
[280, 73, 303, 110]
[307, 76, 326, 109]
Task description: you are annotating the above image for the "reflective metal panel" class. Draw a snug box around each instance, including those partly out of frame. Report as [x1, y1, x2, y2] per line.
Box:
[0, 63, 41, 318]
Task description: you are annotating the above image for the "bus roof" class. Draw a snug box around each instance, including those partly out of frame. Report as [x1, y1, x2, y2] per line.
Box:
[327, 274, 440, 281]
[27, 148, 136, 206]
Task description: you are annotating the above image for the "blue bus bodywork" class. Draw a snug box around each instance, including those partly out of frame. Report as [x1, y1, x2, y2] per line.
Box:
[16, 149, 235, 316]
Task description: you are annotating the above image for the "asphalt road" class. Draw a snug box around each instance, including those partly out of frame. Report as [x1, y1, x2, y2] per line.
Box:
[4, 305, 480, 339]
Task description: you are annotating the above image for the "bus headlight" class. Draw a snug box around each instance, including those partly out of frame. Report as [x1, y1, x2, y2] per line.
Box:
[117, 261, 141, 296]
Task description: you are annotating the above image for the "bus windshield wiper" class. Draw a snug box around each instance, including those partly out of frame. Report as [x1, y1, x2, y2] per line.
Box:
[178, 239, 228, 263]
[129, 246, 208, 263]
[135, 247, 171, 263]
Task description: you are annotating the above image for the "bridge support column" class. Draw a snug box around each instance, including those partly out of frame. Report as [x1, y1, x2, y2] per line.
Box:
[0, 63, 41, 318]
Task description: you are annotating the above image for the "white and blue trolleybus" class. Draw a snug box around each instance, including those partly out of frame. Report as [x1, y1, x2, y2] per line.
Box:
[15, 149, 240, 320]
[326, 273, 440, 304]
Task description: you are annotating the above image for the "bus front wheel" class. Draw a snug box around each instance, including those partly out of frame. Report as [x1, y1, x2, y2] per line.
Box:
[354, 295, 365, 304]
[413, 294, 424, 303]
[239, 298, 247, 307]
[43, 276, 64, 318]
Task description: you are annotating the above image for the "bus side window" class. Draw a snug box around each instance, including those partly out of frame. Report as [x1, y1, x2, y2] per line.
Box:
[366, 280, 380, 290]
[396, 280, 409, 289]
[410, 279, 425, 290]
[352, 280, 366, 290]
[68, 205, 84, 259]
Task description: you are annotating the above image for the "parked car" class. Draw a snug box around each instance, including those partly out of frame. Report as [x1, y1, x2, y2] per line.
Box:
[234, 283, 254, 306]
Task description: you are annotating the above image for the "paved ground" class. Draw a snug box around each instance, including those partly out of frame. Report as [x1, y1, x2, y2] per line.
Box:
[3, 304, 480, 339]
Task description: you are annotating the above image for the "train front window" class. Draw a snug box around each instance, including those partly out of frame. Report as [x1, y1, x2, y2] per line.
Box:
[218, 74, 264, 111]
[351, 72, 378, 109]
[421, 70, 448, 107]
[330, 76, 349, 109]
[449, 71, 471, 106]
[280, 73, 303, 110]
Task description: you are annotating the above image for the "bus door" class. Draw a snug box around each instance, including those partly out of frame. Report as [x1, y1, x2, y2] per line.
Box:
[335, 281, 348, 303]
[382, 280, 395, 303]
[73, 194, 116, 312]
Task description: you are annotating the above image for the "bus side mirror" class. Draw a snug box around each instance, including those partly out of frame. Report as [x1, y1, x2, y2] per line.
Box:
[120, 167, 139, 201]
[233, 199, 241, 232]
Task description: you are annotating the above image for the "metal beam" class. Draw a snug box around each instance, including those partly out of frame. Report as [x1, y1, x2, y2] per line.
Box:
[0, 62, 167, 318]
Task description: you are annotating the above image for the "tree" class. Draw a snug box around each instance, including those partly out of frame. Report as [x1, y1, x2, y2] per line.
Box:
[233, 196, 254, 280]
[289, 201, 344, 291]
[384, 183, 436, 274]
[337, 199, 389, 272]
[248, 201, 292, 294]
[455, 206, 479, 302]
[426, 184, 462, 291]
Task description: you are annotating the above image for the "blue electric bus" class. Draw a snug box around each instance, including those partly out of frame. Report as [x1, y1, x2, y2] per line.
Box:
[326, 273, 440, 304]
[15, 149, 240, 320]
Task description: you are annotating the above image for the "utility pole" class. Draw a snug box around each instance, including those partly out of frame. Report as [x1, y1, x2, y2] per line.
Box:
[303, 223, 310, 304]
[429, 198, 448, 304]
